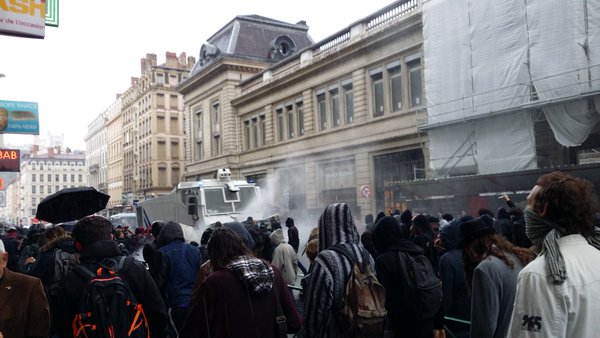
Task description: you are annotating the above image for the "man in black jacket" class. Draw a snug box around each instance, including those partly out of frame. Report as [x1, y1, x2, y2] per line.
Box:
[52, 216, 172, 338]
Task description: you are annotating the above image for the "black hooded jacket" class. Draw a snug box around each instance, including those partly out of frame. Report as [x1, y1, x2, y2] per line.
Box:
[27, 234, 77, 287]
[438, 218, 471, 333]
[372, 216, 433, 338]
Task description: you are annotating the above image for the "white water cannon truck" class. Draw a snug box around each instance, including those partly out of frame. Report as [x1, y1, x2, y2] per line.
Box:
[136, 168, 276, 243]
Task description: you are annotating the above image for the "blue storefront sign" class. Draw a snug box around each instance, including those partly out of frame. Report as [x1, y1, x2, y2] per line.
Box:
[0, 100, 40, 135]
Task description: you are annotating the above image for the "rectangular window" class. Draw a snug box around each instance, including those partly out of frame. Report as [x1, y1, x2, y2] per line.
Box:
[170, 74, 178, 86]
[317, 92, 327, 130]
[78, 174, 82, 182]
[170, 95, 179, 109]
[55, 185, 59, 192]
[343, 83, 354, 124]
[40, 174, 44, 182]
[196, 141, 203, 160]
[371, 71, 384, 117]
[170, 116, 179, 134]
[71, 174, 75, 182]
[388, 62, 402, 111]
[287, 104, 294, 139]
[157, 115, 166, 133]
[32, 174, 36, 182]
[330, 87, 340, 127]
[40, 185, 44, 194]
[63, 174, 67, 181]
[194, 109, 203, 160]
[277, 108, 285, 141]
[252, 117, 258, 148]
[212, 135, 221, 156]
[158, 141, 167, 158]
[32, 186, 36, 193]
[156, 73, 165, 85]
[47, 186, 51, 194]
[172, 167, 180, 186]
[259, 115, 266, 146]
[47, 174, 52, 182]
[156, 93, 165, 108]
[212, 101, 220, 133]
[409, 59, 422, 107]
[296, 101, 304, 136]
[171, 142, 179, 159]
[244, 120, 251, 149]
[55, 174, 59, 182]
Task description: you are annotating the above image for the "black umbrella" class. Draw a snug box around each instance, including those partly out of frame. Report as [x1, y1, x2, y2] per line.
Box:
[36, 186, 110, 224]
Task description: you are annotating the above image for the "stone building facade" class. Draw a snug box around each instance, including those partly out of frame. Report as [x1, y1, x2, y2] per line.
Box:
[179, 2, 425, 224]
[105, 96, 123, 212]
[85, 111, 108, 195]
[119, 52, 195, 207]
[19, 147, 86, 225]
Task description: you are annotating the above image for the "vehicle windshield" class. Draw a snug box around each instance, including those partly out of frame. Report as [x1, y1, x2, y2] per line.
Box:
[204, 188, 234, 215]
[233, 186, 258, 213]
[110, 214, 137, 231]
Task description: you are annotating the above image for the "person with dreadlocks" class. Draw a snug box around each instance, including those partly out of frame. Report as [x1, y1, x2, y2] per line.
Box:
[458, 217, 535, 338]
[507, 171, 600, 338]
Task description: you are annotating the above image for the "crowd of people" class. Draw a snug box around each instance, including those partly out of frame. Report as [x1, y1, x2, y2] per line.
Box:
[1, 170, 600, 338]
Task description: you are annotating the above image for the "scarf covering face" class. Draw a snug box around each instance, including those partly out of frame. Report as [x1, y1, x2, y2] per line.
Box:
[226, 255, 274, 295]
[525, 207, 600, 284]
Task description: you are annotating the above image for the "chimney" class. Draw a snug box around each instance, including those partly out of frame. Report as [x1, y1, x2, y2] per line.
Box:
[141, 53, 157, 74]
[31, 144, 39, 156]
[141, 58, 147, 74]
[178, 52, 187, 66]
[47, 147, 54, 155]
[148, 53, 157, 66]
[55, 145, 61, 154]
[166, 51, 177, 68]
[187, 55, 196, 70]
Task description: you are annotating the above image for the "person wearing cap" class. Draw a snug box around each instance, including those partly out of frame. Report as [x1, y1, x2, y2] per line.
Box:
[459, 217, 534, 338]
[0, 239, 51, 337]
[507, 172, 600, 338]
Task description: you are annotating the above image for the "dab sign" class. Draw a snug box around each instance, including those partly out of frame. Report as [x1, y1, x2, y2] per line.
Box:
[0, 148, 20, 172]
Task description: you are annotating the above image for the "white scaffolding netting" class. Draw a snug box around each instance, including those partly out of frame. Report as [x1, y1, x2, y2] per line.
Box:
[424, 0, 600, 176]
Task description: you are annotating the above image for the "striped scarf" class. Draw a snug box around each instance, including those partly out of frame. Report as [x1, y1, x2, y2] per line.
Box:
[524, 207, 600, 284]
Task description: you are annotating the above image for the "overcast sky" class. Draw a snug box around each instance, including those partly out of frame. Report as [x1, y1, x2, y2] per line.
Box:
[0, 0, 395, 150]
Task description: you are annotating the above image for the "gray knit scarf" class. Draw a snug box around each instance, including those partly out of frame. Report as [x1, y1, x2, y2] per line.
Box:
[524, 207, 600, 284]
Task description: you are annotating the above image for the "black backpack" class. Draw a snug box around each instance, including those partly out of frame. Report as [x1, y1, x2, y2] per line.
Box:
[45, 248, 76, 300]
[72, 256, 150, 338]
[398, 251, 442, 320]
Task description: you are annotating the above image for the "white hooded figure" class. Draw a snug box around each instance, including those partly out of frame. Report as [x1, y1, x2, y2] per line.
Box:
[270, 228, 298, 285]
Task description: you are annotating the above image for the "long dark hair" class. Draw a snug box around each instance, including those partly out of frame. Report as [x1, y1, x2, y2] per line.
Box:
[463, 233, 535, 288]
[207, 227, 251, 270]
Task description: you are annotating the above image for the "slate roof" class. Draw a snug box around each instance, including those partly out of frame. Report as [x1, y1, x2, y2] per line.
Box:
[189, 14, 313, 76]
